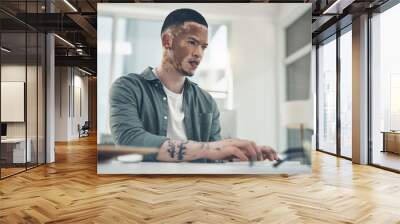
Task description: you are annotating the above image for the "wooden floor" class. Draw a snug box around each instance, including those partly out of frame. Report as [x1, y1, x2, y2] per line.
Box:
[1, 163, 45, 178]
[373, 151, 400, 171]
[1, 167, 26, 178]
[1, 135, 400, 224]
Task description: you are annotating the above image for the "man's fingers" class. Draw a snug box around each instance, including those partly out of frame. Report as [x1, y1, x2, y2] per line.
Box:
[228, 146, 248, 161]
[223, 139, 278, 161]
[260, 146, 277, 161]
[268, 146, 279, 160]
[272, 149, 279, 160]
[251, 142, 263, 161]
[256, 150, 263, 161]
[228, 139, 257, 160]
[264, 151, 274, 161]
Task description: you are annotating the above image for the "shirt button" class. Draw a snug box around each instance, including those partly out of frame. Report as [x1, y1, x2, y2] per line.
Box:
[163, 97, 167, 101]
[164, 116, 167, 120]
[155, 84, 158, 87]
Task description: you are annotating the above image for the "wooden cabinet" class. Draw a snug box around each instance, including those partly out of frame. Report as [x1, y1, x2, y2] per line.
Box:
[382, 132, 400, 154]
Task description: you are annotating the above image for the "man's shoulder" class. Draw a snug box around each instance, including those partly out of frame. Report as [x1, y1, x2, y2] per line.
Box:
[114, 67, 156, 85]
[114, 73, 143, 83]
[111, 73, 148, 90]
[190, 83, 217, 106]
[110, 73, 148, 99]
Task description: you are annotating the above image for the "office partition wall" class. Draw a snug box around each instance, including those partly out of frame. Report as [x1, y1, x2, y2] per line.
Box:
[0, 1, 46, 179]
[0, 31, 28, 177]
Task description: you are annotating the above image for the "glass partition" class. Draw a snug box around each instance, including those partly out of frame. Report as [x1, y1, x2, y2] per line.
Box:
[0, 1, 46, 179]
[1, 30, 28, 177]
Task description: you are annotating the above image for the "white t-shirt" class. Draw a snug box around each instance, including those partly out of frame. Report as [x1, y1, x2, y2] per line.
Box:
[153, 69, 188, 141]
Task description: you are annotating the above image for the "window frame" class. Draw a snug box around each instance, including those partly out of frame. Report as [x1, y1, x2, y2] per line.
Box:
[368, 0, 400, 173]
[315, 24, 353, 161]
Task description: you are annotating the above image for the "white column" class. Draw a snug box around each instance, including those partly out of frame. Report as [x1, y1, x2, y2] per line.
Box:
[45, 0, 56, 163]
[46, 33, 55, 163]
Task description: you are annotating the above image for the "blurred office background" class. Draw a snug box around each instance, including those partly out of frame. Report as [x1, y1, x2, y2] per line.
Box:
[97, 3, 313, 154]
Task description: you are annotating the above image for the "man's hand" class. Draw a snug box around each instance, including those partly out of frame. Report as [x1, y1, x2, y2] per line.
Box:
[156, 138, 279, 162]
[206, 139, 279, 162]
[256, 145, 279, 161]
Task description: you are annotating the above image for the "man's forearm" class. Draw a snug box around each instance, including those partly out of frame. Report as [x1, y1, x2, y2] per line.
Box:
[156, 139, 211, 162]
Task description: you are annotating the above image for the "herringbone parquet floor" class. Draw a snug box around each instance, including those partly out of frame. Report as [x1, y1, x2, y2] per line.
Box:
[1, 135, 400, 224]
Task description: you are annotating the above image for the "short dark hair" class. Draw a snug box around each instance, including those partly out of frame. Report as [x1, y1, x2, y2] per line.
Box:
[161, 8, 208, 35]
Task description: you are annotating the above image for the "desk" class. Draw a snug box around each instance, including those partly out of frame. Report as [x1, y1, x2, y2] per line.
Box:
[98, 160, 311, 175]
[382, 131, 400, 154]
[1, 138, 31, 163]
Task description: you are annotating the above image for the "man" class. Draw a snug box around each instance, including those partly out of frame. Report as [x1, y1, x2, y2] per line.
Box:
[110, 8, 278, 162]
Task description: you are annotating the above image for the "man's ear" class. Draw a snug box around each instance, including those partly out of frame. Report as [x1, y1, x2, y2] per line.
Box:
[162, 32, 173, 49]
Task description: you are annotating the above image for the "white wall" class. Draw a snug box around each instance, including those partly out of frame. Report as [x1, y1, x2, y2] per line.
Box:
[1, 65, 38, 137]
[2, 64, 47, 163]
[55, 66, 68, 141]
[55, 67, 89, 141]
[72, 73, 89, 138]
[230, 18, 277, 149]
[277, 5, 312, 152]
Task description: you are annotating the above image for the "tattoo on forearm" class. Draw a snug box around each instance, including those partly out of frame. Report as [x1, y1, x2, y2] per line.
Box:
[167, 140, 176, 158]
[166, 140, 190, 160]
[178, 141, 189, 160]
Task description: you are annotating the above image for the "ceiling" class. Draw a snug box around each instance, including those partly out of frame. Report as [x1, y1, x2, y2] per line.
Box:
[0, 0, 394, 75]
[98, 3, 283, 20]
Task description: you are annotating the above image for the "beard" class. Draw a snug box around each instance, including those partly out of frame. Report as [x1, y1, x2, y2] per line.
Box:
[173, 60, 194, 77]
[178, 67, 194, 77]
[166, 52, 196, 77]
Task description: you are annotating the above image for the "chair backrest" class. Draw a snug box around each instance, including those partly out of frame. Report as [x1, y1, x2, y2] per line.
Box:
[82, 121, 90, 129]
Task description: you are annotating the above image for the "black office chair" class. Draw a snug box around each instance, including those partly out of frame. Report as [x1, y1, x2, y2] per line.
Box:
[78, 121, 90, 138]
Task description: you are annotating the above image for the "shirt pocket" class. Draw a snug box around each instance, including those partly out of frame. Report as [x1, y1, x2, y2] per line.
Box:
[198, 112, 212, 141]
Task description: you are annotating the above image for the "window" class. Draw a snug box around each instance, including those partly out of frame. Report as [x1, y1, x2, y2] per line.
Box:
[317, 36, 337, 154]
[390, 74, 400, 130]
[371, 3, 400, 171]
[340, 28, 352, 158]
[316, 23, 353, 159]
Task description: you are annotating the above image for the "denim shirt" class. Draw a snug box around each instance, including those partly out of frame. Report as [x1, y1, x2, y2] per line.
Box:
[109, 67, 222, 162]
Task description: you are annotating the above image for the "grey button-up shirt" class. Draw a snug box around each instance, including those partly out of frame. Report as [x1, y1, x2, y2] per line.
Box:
[110, 67, 222, 162]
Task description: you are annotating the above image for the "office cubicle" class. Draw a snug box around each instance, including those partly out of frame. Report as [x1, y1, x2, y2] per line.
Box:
[0, 1, 46, 179]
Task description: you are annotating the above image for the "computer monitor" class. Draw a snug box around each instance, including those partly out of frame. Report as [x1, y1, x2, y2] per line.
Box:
[1, 123, 7, 137]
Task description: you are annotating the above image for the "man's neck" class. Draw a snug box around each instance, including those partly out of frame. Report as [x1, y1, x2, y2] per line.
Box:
[155, 63, 186, 94]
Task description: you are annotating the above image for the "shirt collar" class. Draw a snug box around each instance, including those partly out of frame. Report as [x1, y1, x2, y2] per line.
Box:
[141, 66, 198, 87]
[141, 67, 159, 81]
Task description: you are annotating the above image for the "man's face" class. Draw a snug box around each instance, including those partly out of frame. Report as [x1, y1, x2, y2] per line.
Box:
[168, 22, 208, 76]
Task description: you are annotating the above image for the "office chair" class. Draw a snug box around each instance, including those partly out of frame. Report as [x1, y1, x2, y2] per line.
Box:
[78, 121, 90, 138]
